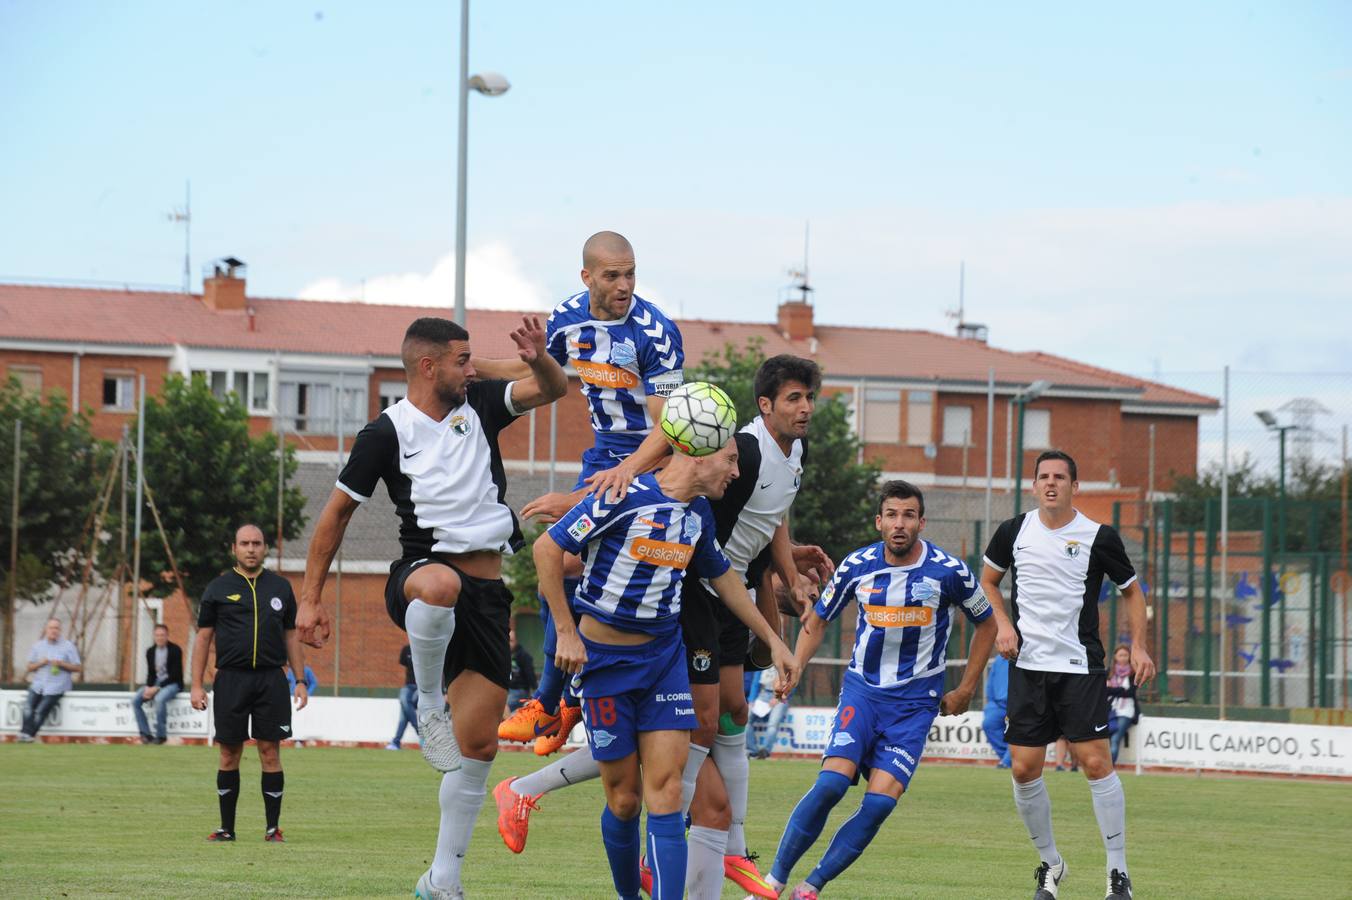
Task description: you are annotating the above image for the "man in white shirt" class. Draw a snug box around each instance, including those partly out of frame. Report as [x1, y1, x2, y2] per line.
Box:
[19, 618, 82, 742]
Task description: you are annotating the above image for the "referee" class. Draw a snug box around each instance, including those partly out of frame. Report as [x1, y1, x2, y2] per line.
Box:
[191, 524, 308, 843]
[981, 450, 1154, 900]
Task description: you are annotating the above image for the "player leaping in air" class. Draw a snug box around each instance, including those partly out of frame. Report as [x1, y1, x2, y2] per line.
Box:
[475, 230, 685, 757]
[764, 480, 997, 899]
[534, 391, 799, 900]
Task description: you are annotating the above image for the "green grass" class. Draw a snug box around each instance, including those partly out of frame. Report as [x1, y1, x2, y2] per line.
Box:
[2, 743, 1350, 898]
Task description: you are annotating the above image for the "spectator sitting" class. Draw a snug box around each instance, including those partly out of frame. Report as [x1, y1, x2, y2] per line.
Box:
[506, 626, 537, 713]
[388, 644, 419, 750]
[284, 664, 318, 747]
[982, 655, 1011, 768]
[19, 618, 82, 743]
[1106, 643, 1140, 764]
[133, 624, 184, 744]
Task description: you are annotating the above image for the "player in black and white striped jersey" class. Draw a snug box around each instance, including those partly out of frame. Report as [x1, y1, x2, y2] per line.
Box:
[981, 449, 1155, 900]
[297, 315, 568, 900]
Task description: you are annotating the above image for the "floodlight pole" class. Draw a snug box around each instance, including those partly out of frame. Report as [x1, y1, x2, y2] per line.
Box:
[453, 0, 471, 325]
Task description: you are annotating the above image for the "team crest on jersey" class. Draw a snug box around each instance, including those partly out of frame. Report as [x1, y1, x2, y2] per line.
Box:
[911, 582, 937, 602]
[1064, 541, 1081, 558]
[450, 414, 471, 436]
[681, 516, 701, 542]
[793, 472, 801, 488]
[692, 649, 712, 672]
[610, 339, 638, 369]
[270, 597, 283, 611]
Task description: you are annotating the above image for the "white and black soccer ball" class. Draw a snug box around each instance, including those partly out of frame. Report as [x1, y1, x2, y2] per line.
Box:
[659, 382, 737, 457]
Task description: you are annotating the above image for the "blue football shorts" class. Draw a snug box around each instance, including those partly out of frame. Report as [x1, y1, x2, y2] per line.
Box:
[823, 677, 939, 789]
[575, 629, 696, 761]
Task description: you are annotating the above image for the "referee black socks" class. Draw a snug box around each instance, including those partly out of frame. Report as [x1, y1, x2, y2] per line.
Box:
[261, 770, 284, 831]
[217, 769, 240, 833]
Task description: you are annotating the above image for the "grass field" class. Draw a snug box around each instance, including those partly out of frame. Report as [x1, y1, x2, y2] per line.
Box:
[2, 743, 1350, 898]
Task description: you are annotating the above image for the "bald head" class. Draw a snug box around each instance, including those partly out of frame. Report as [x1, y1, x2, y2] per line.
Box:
[582, 231, 634, 270]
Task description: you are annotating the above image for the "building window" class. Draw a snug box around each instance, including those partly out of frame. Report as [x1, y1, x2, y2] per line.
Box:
[379, 381, 407, 410]
[8, 366, 41, 394]
[190, 368, 272, 414]
[1024, 408, 1051, 449]
[278, 376, 367, 434]
[942, 405, 973, 446]
[905, 390, 932, 446]
[862, 389, 900, 443]
[103, 372, 136, 410]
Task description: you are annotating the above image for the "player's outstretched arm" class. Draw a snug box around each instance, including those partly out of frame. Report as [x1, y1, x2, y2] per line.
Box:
[1120, 581, 1157, 686]
[521, 485, 592, 523]
[980, 564, 1019, 660]
[585, 396, 672, 502]
[709, 568, 798, 696]
[297, 489, 359, 648]
[941, 617, 997, 716]
[533, 531, 586, 674]
[506, 315, 570, 411]
[470, 358, 533, 381]
[792, 607, 828, 668]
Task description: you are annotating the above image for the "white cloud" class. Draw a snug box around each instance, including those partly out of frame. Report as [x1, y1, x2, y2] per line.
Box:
[296, 241, 552, 311]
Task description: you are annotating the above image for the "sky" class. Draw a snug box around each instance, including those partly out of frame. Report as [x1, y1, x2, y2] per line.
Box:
[2, 0, 1350, 439]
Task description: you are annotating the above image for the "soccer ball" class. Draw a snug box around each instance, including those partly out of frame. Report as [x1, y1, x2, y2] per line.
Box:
[659, 382, 737, 457]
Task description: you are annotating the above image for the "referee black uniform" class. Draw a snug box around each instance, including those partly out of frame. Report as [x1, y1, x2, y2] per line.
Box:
[198, 566, 298, 841]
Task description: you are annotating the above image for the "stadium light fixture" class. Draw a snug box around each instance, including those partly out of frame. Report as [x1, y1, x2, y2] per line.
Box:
[1255, 409, 1278, 429]
[454, 0, 511, 326]
[1013, 379, 1055, 516]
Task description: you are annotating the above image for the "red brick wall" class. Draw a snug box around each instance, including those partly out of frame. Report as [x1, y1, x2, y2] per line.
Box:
[2, 349, 170, 442]
[1120, 414, 1199, 490]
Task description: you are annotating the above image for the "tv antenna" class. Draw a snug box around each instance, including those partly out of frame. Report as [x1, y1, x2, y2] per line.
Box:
[165, 180, 191, 294]
[945, 261, 987, 341]
[781, 221, 814, 304]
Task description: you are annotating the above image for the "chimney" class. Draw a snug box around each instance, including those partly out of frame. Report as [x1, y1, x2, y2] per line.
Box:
[777, 300, 814, 341]
[202, 257, 248, 311]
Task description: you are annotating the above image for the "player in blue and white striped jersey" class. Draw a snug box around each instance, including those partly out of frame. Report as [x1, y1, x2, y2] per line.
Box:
[764, 480, 997, 900]
[533, 441, 798, 900]
[485, 231, 687, 751]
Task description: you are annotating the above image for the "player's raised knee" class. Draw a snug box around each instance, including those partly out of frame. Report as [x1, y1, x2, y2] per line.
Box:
[409, 565, 463, 608]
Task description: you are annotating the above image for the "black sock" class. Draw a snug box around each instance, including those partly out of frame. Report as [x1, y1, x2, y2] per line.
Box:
[262, 770, 284, 830]
[217, 769, 240, 833]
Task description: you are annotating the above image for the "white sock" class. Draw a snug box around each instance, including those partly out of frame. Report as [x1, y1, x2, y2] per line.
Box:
[680, 743, 712, 816]
[1088, 771, 1127, 875]
[431, 757, 492, 889]
[406, 600, 456, 714]
[713, 730, 751, 856]
[1012, 777, 1060, 867]
[686, 825, 729, 900]
[512, 746, 601, 796]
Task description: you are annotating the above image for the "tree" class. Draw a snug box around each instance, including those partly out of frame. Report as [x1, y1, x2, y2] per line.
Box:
[502, 521, 546, 612]
[134, 375, 307, 613]
[0, 377, 112, 605]
[687, 340, 882, 567]
[1170, 454, 1343, 553]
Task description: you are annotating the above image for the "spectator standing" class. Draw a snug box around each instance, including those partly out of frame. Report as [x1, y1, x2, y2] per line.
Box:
[285, 664, 319, 747]
[18, 618, 82, 742]
[133, 624, 184, 744]
[388, 644, 419, 750]
[747, 665, 792, 759]
[983, 655, 1011, 768]
[506, 627, 537, 713]
[1106, 644, 1140, 764]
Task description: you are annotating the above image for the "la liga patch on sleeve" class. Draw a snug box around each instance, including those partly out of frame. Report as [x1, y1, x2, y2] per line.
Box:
[568, 515, 596, 542]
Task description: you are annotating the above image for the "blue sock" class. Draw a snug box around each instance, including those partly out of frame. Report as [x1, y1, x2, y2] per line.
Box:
[601, 806, 642, 900]
[645, 811, 687, 900]
[807, 791, 897, 888]
[770, 770, 851, 885]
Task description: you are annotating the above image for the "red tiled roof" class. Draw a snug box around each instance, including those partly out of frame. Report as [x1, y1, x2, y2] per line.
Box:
[0, 283, 1215, 407]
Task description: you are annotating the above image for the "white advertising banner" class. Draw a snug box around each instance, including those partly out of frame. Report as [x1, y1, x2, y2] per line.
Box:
[1, 689, 210, 738]
[751, 705, 1352, 778]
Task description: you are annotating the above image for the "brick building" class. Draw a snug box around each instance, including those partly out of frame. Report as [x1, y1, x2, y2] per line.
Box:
[1, 271, 1216, 689]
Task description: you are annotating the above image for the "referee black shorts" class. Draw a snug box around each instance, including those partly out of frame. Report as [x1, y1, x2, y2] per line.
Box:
[680, 579, 721, 685]
[1005, 666, 1111, 746]
[385, 555, 513, 690]
[212, 667, 292, 745]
